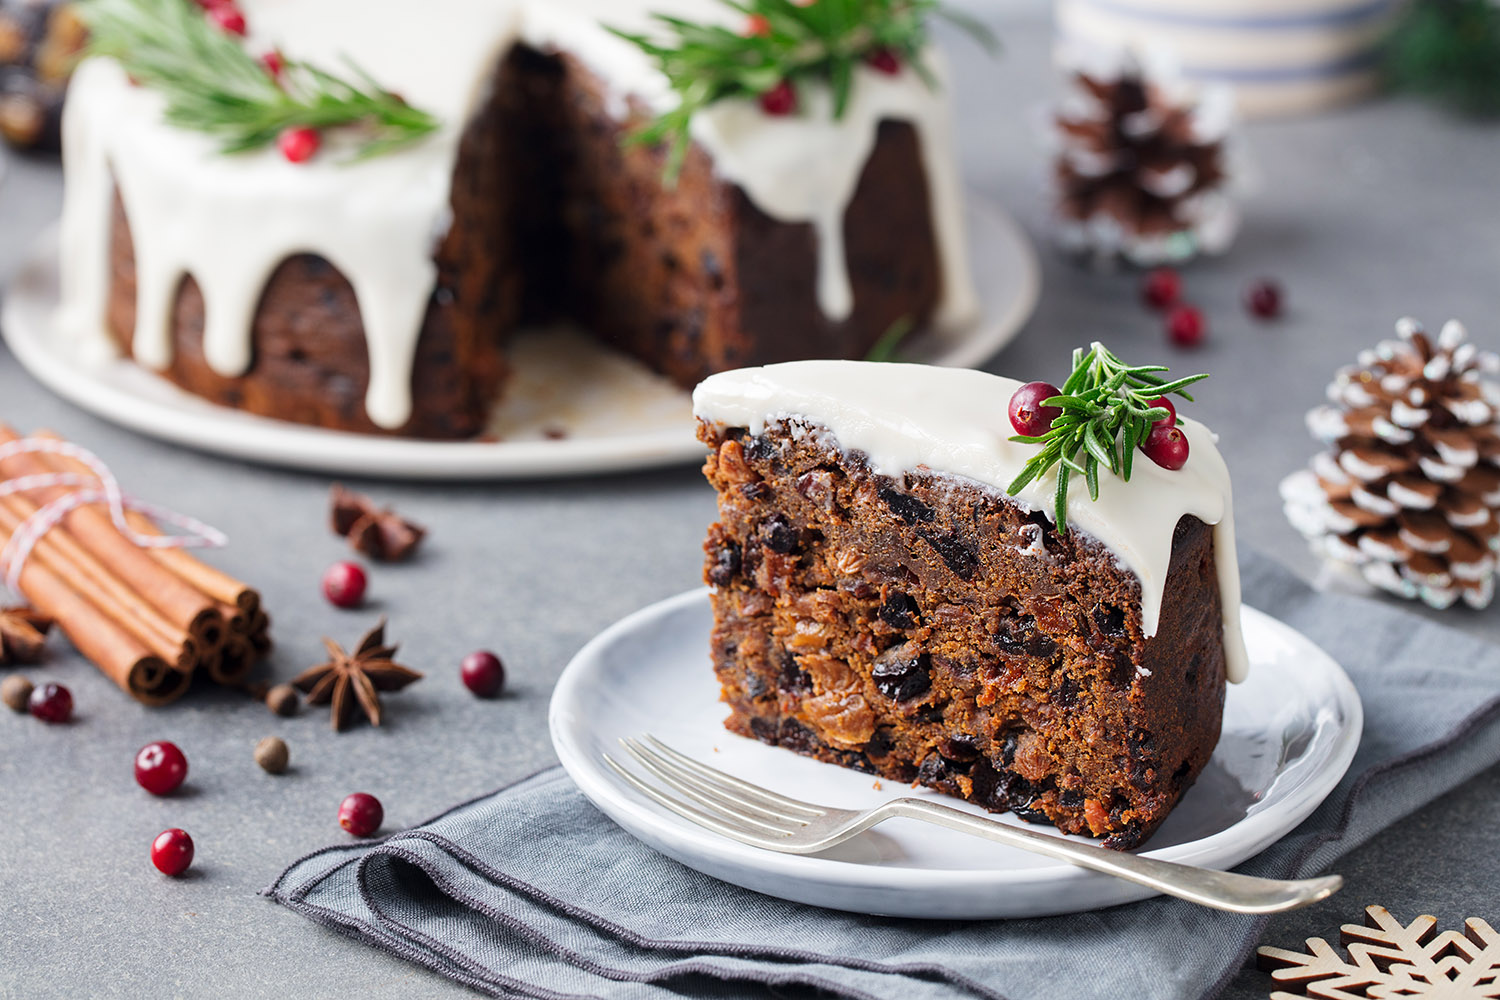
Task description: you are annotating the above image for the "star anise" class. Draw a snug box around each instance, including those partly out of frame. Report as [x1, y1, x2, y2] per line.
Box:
[0, 606, 53, 666]
[329, 484, 426, 562]
[290, 619, 422, 731]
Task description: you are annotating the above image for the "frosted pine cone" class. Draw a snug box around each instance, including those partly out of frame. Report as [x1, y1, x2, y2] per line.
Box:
[1053, 57, 1238, 267]
[1281, 318, 1500, 609]
[0, 0, 84, 153]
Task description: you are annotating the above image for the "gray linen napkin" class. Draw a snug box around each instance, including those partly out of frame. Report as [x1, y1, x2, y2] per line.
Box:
[264, 551, 1500, 1000]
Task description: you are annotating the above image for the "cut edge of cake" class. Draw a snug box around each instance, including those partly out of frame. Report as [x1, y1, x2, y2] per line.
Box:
[692, 359, 1247, 849]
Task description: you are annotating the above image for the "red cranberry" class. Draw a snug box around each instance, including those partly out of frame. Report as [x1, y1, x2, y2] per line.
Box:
[460, 651, 506, 698]
[759, 80, 797, 116]
[1008, 381, 1063, 436]
[1245, 278, 1283, 319]
[1141, 268, 1181, 310]
[135, 741, 188, 796]
[151, 828, 194, 876]
[207, 3, 246, 35]
[261, 50, 285, 79]
[278, 126, 320, 164]
[1142, 422, 1190, 470]
[339, 792, 383, 837]
[744, 13, 771, 36]
[1148, 396, 1177, 429]
[28, 682, 72, 723]
[321, 561, 367, 608]
[1166, 304, 1207, 348]
[867, 48, 902, 75]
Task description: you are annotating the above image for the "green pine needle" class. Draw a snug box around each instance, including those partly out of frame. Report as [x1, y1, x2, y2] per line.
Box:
[609, 0, 997, 183]
[1386, 0, 1500, 117]
[80, 0, 441, 160]
[1005, 342, 1207, 532]
[864, 315, 915, 362]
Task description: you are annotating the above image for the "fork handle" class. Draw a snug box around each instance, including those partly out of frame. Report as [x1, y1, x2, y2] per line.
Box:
[884, 798, 1340, 914]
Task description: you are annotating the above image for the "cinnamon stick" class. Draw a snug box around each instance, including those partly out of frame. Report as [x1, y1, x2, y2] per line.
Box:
[123, 509, 259, 620]
[0, 425, 226, 653]
[214, 635, 256, 687]
[0, 517, 186, 705]
[31, 432, 260, 626]
[0, 495, 198, 672]
[248, 609, 272, 658]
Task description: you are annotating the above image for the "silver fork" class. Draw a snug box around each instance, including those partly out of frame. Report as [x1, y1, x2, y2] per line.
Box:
[604, 735, 1341, 915]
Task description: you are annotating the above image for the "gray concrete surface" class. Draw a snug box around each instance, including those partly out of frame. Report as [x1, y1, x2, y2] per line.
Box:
[1, 4, 1497, 997]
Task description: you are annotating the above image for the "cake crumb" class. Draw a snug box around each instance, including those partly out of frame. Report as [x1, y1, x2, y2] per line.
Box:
[872, 780, 883, 790]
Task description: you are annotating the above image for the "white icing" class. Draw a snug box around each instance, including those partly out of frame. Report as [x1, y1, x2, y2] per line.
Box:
[691, 56, 978, 327]
[694, 361, 1249, 684]
[59, 0, 979, 429]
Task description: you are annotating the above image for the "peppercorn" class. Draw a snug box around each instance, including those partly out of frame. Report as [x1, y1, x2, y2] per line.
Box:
[265, 684, 299, 717]
[1, 674, 33, 713]
[254, 736, 289, 774]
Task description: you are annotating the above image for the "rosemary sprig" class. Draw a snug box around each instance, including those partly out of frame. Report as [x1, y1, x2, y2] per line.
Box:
[864, 315, 915, 362]
[81, 0, 440, 160]
[610, 0, 996, 182]
[1006, 342, 1208, 531]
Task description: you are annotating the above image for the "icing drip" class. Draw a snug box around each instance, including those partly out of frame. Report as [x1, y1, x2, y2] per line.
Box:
[694, 361, 1250, 684]
[690, 56, 978, 327]
[58, 0, 979, 430]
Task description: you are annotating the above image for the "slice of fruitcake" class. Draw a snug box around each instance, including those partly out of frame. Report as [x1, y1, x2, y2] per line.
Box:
[692, 347, 1245, 849]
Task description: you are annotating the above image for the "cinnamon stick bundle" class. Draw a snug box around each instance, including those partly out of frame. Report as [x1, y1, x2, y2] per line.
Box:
[0, 425, 271, 704]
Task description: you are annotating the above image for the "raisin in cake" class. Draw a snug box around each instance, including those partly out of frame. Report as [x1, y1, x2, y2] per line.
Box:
[693, 360, 1247, 849]
[57, 0, 977, 438]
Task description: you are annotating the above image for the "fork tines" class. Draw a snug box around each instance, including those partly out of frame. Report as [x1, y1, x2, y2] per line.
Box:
[604, 735, 822, 844]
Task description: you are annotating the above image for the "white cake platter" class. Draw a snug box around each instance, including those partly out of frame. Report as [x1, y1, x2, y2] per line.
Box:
[551, 591, 1363, 920]
[0, 197, 1038, 481]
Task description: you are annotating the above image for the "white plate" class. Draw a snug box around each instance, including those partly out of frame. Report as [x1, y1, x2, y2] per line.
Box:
[0, 198, 1038, 480]
[550, 590, 1363, 919]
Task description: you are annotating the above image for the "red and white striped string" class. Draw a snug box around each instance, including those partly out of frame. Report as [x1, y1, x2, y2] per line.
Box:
[0, 437, 228, 596]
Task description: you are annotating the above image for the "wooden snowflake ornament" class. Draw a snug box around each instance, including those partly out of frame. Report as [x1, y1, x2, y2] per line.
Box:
[1257, 905, 1500, 999]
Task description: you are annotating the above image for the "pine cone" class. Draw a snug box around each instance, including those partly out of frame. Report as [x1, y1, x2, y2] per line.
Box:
[1282, 318, 1500, 609]
[0, 0, 84, 153]
[1053, 64, 1237, 266]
